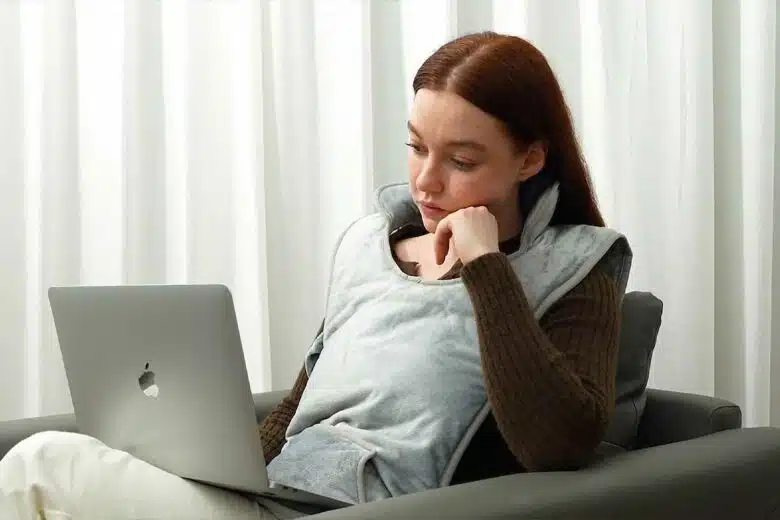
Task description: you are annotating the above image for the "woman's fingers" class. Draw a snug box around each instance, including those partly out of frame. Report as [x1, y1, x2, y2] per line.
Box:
[433, 217, 453, 265]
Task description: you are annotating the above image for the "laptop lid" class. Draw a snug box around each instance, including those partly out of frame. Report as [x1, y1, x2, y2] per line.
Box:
[49, 284, 270, 496]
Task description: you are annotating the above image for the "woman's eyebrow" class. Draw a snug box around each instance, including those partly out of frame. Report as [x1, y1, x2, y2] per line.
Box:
[406, 121, 487, 152]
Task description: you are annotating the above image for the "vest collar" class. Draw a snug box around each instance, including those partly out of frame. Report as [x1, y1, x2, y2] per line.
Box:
[373, 182, 561, 248]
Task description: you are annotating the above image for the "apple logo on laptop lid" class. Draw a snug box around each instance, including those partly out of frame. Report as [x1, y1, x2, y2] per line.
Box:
[138, 362, 159, 398]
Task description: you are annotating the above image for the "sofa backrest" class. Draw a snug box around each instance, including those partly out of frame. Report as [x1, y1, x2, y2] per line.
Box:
[600, 291, 663, 454]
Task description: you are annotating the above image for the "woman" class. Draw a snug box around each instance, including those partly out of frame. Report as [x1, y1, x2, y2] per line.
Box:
[0, 31, 630, 520]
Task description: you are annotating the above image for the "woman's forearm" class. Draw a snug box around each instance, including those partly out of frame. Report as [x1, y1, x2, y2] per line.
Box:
[461, 252, 621, 471]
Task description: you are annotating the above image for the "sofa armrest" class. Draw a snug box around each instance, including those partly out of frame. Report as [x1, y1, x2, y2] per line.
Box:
[0, 413, 78, 458]
[637, 388, 742, 448]
[253, 390, 289, 422]
[310, 427, 780, 520]
[0, 390, 290, 459]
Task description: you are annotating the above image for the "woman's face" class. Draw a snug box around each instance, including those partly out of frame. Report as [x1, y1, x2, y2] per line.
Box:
[407, 89, 545, 239]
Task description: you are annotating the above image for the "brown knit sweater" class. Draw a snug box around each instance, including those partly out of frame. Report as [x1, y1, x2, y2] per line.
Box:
[260, 228, 620, 482]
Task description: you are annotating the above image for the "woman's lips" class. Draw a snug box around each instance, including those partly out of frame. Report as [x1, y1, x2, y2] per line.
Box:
[418, 202, 447, 218]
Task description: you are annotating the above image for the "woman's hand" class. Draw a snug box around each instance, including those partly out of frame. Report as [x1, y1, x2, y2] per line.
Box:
[434, 206, 500, 265]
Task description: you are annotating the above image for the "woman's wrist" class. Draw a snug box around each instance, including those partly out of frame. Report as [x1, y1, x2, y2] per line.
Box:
[460, 247, 501, 266]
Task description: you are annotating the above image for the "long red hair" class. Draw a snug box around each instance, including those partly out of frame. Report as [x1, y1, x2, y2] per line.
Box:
[412, 31, 605, 227]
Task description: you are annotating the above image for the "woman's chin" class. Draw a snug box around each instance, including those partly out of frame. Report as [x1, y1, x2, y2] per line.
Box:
[421, 216, 440, 233]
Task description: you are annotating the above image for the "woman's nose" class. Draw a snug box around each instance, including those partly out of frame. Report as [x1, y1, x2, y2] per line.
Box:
[415, 159, 443, 193]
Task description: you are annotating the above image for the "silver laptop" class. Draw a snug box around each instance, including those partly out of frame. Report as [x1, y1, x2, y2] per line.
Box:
[48, 284, 347, 510]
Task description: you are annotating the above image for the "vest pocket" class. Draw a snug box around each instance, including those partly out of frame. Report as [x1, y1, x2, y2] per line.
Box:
[267, 424, 390, 504]
[353, 441, 378, 503]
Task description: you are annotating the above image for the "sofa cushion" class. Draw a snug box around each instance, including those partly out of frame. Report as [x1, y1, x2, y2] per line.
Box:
[600, 291, 662, 453]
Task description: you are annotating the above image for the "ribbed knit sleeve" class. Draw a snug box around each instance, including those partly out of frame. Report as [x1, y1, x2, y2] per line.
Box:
[460, 252, 620, 471]
[258, 365, 309, 463]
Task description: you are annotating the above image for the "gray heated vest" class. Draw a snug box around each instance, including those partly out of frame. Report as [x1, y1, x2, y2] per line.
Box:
[267, 182, 632, 505]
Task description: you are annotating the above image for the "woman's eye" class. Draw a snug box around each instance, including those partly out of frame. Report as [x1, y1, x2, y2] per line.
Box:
[405, 142, 424, 154]
[451, 158, 476, 171]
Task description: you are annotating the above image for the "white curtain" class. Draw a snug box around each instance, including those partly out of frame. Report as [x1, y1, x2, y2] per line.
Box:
[0, 0, 778, 429]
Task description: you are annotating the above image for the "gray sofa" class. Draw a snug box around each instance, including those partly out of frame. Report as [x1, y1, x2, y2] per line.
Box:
[2, 389, 780, 519]
[2, 292, 780, 518]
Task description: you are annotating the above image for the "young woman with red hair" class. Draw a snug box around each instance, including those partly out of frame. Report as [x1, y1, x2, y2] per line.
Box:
[0, 32, 630, 520]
